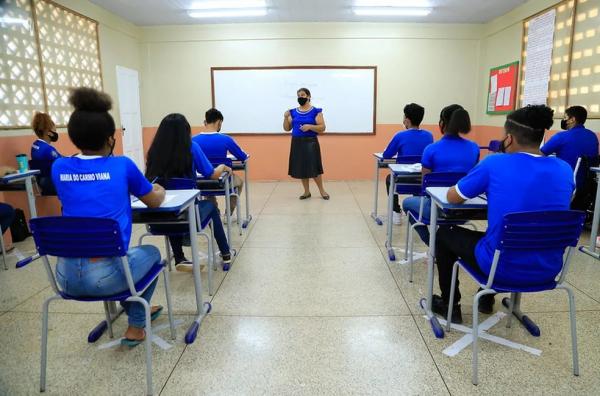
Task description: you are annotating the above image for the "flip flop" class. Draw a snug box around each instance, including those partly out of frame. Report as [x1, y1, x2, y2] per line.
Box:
[321, 194, 330, 200]
[121, 329, 146, 347]
[299, 193, 311, 200]
[151, 306, 163, 322]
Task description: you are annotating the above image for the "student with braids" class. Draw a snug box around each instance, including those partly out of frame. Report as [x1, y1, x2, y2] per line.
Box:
[433, 105, 574, 324]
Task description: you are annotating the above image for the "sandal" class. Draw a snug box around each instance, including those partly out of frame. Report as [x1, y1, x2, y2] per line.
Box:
[299, 193, 311, 200]
[121, 329, 145, 347]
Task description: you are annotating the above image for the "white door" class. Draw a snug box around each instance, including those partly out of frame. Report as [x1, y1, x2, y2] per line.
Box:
[116, 66, 144, 170]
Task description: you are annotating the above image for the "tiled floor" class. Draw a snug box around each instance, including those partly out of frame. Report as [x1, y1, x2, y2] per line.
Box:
[2, 180, 600, 395]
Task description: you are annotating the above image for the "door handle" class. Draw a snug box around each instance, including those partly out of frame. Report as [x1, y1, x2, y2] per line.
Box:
[122, 126, 126, 134]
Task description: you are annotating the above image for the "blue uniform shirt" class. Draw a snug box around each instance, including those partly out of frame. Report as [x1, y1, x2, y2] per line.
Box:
[191, 141, 215, 179]
[421, 135, 479, 172]
[52, 156, 152, 248]
[382, 129, 434, 162]
[456, 153, 574, 285]
[541, 125, 599, 187]
[31, 139, 61, 162]
[192, 132, 248, 165]
[290, 107, 322, 138]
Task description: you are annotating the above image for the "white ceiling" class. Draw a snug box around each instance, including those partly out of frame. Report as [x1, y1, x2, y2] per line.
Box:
[89, 0, 528, 26]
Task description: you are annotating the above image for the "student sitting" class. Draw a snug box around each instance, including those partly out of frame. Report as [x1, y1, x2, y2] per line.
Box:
[541, 105, 598, 189]
[0, 202, 15, 238]
[402, 104, 479, 243]
[192, 108, 247, 216]
[434, 105, 574, 324]
[384, 103, 433, 225]
[146, 113, 234, 272]
[51, 88, 166, 346]
[31, 112, 62, 194]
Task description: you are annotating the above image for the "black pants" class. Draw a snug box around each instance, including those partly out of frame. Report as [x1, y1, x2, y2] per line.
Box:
[0, 203, 15, 234]
[385, 174, 401, 213]
[435, 225, 486, 304]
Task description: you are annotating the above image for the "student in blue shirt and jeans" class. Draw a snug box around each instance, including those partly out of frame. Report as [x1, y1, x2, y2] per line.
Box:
[383, 103, 433, 225]
[52, 88, 167, 346]
[434, 105, 574, 324]
[146, 113, 233, 272]
[193, 108, 247, 216]
[402, 104, 480, 243]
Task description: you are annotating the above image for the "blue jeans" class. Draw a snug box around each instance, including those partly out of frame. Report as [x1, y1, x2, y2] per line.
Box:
[0, 203, 15, 234]
[168, 200, 230, 262]
[56, 245, 160, 328]
[402, 196, 431, 244]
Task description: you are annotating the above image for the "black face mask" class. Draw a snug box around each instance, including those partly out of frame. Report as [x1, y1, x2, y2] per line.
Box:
[48, 131, 59, 142]
[499, 136, 512, 153]
[560, 119, 569, 130]
[297, 97, 309, 106]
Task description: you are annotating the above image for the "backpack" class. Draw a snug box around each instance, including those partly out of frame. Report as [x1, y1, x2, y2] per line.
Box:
[10, 208, 31, 242]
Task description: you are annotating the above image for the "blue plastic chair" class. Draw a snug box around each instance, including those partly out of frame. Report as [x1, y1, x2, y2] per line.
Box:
[445, 210, 585, 385]
[197, 170, 242, 240]
[479, 139, 502, 155]
[25, 216, 176, 395]
[404, 172, 468, 282]
[137, 177, 219, 295]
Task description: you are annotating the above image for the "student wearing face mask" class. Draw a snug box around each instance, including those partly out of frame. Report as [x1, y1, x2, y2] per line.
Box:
[52, 87, 166, 346]
[31, 112, 62, 193]
[540, 105, 598, 189]
[284, 88, 329, 200]
[192, 108, 247, 216]
[383, 103, 433, 225]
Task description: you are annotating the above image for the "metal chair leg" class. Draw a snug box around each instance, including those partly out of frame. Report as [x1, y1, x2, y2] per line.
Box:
[446, 262, 459, 332]
[162, 268, 176, 340]
[103, 301, 114, 338]
[403, 218, 410, 260]
[1, 234, 7, 270]
[142, 300, 154, 396]
[40, 295, 60, 392]
[562, 285, 580, 376]
[472, 292, 481, 386]
[164, 236, 172, 272]
[506, 292, 516, 328]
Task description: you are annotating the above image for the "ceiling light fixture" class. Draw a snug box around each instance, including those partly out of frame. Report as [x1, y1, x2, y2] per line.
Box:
[189, 0, 266, 10]
[0, 16, 30, 28]
[354, 0, 431, 7]
[353, 7, 432, 16]
[187, 9, 268, 18]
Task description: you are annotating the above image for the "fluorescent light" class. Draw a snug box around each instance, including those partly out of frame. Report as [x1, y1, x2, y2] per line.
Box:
[190, 0, 266, 10]
[187, 9, 267, 18]
[354, 0, 431, 7]
[353, 7, 432, 16]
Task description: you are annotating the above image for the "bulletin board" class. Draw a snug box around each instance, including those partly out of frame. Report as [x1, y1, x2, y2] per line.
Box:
[486, 61, 519, 115]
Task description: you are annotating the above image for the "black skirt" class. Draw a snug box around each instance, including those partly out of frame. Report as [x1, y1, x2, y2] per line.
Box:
[288, 136, 324, 179]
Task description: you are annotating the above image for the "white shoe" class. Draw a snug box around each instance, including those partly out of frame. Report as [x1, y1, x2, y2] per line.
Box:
[392, 211, 403, 225]
[596, 236, 600, 248]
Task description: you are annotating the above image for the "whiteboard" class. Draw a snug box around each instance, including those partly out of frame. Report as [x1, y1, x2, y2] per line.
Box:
[211, 67, 376, 134]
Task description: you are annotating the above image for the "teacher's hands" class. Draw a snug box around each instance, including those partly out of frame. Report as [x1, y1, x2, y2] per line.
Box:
[300, 124, 313, 132]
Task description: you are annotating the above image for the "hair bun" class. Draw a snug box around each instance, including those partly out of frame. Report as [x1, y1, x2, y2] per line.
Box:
[69, 87, 112, 112]
[522, 104, 554, 130]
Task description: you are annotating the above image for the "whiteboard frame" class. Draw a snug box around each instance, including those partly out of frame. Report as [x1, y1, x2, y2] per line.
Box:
[210, 66, 378, 135]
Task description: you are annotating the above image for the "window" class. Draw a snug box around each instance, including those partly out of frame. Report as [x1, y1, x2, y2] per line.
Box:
[0, 0, 102, 129]
[521, 0, 600, 118]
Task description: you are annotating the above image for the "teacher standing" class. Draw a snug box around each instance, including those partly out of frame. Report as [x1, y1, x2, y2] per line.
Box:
[284, 88, 330, 200]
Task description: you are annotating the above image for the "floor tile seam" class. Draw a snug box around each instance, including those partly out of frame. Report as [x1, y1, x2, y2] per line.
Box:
[205, 181, 281, 302]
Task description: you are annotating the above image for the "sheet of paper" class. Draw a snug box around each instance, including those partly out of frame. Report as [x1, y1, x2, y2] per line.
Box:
[131, 193, 176, 209]
[522, 9, 556, 106]
[495, 87, 506, 107]
[502, 86, 511, 106]
[490, 74, 498, 93]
